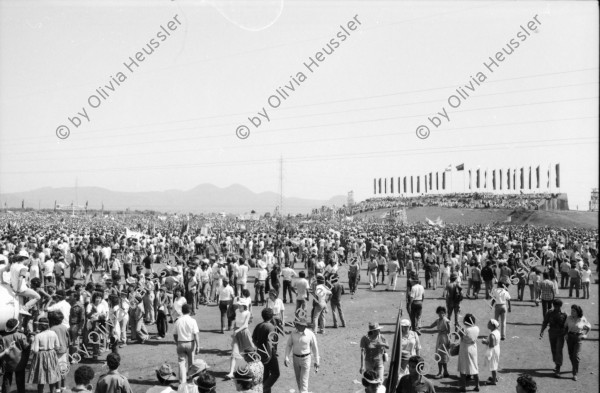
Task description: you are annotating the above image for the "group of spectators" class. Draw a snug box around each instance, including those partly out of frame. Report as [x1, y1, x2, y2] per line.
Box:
[345, 192, 556, 215]
[0, 210, 597, 393]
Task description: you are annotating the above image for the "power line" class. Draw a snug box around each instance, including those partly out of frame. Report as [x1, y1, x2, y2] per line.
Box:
[2, 68, 597, 144]
[5, 114, 597, 163]
[2, 136, 596, 175]
[2, 94, 597, 155]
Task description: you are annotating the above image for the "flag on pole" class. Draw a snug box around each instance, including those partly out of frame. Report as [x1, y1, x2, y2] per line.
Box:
[445, 165, 452, 172]
[468, 170, 472, 190]
[547, 164, 551, 188]
[404, 177, 407, 194]
[424, 175, 428, 193]
[492, 170, 496, 190]
[484, 169, 487, 189]
[429, 173, 433, 190]
[436, 172, 439, 190]
[411, 176, 414, 194]
[417, 176, 420, 193]
[374, 178, 376, 195]
[476, 169, 480, 189]
[21, 200, 24, 209]
[507, 169, 511, 189]
[513, 171, 516, 190]
[456, 164, 464, 171]
[442, 172, 446, 190]
[384, 178, 387, 194]
[379, 178, 382, 194]
[536, 166, 540, 189]
[555, 163, 560, 188]
[528, 167, 532, 189]
[390, 177, 394, 194]
[54, 200, 57, 211]
[520, 167, 524, 189]
[499, 169, 502, 190]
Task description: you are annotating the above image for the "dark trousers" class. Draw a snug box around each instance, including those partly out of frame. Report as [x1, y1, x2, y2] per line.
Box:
[541, 300, 553, 319]
[548, 331, 565, 367]
[123, 264, 132, 279]
[446, 301, 460, 326]
[263, 353, 280, 393]
[255, 281, 266, 305]
[560, 273, 569, 288]
[156, 309, 168, 338]
[186, 292, 196, 314]
[219, 301, 231, 331]
[410, 301, 423, 331]
[282, 280, 293, 303]
[376, 265, 385, 282]
[348, 273, 358, 293]
[1, 369, 26, 393]
[566, 333, 582, 374]
[569, 279, 580, 297]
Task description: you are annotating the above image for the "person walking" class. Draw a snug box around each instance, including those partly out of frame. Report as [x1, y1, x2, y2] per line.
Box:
[218, 277, 235, 333]
[310, 275, 331, 334]
[173, 304, 201, 384]
[252, 308, 280, 393]
[28, 317, 61, 393]
[280, 262, 297, 304]
[347, 256, 360, 295]
[563, 304, 591, 381]
[538, 272, 557, 319]
[581, 264, 591, 299]
[444, 273, 463, 328]
[329, 273, 346, 328]
[408, 279, 424, 335]
[491, 282, 511, 340]
[568, 263, 582, 298]
[540, 298, 567, 377]
[457, 314, 480, 392]
[387, 256, 400, 292]
[359, 322, 389, 381]
[284, 317, 320, 393]
[559, 259, 571, 289]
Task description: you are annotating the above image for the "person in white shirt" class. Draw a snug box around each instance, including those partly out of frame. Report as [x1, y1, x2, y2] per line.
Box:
[236, 259, 249, 295]
[284, 317, 320, 393]
[217, 277, 235, 333]
[280, 263, 297, 304]
[491, 282, 512, 340]
[173, 304, 200, 383]
[294, 271, 310, 311]
[0, 255, 41, 315]
[408, 279, 425, 334]
[43, 257, 55, 284]
[47, 290, 71, 329]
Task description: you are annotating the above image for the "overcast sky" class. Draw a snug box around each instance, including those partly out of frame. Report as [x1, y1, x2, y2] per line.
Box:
[0, 0, 598, 210]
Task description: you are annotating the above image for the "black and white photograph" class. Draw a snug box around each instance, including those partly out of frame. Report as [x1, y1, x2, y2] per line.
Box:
[0, 1, 598, 392]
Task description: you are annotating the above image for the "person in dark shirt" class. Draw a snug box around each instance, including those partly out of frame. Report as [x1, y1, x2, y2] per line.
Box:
[95, 353, 133, 393]
[329, 274, 346, 328]
[0, 319, 31, 393]
[395, 355, 435, 393]
[252, 308, 280, 393]
[67, 289, 85, 359]
[539, 298, 568, 377]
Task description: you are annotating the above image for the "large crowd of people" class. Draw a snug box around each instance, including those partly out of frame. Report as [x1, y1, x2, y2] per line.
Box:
[0, 210, 597, 393]
[342, 192, 556, 215]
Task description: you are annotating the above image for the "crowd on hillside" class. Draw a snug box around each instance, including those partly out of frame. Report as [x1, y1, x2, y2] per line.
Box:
[344, 193, 555, 215]
[0, 211, 597, 393]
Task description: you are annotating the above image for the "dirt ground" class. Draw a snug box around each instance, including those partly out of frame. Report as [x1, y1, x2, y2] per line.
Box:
[24, 263, 599, 393]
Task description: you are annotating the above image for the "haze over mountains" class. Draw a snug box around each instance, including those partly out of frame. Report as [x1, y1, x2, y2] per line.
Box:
[0, 184, 347, 215]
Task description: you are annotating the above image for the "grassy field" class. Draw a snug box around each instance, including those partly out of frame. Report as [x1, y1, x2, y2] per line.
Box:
[46, 261, 599, 393]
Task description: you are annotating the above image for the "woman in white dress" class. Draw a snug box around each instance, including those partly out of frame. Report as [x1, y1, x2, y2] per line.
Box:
[457, 314, 479, 392]
[482, 319, 501, 386]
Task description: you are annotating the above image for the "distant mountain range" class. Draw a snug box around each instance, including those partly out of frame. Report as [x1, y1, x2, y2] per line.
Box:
[0, 184, 347, 215]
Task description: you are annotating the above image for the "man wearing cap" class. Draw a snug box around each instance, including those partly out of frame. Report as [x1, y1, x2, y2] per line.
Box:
[0, 318, 30, 393]
[284, 317, 320, 393]
[329, 274, 346, 328]
[173, 304, 201, 384]
[310, 274, 331, 334]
